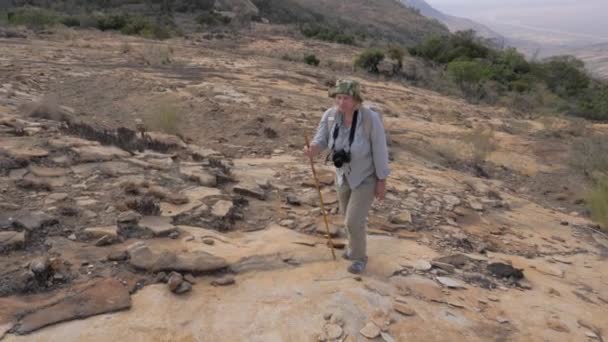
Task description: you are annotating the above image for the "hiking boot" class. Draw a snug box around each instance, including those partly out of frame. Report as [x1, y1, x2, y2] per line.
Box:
[347, 259, 367, 274]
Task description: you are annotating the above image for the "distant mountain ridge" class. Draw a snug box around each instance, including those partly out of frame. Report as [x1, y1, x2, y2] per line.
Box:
[398, 0, 504, 42]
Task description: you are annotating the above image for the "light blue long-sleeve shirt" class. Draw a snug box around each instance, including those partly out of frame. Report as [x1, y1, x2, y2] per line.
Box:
[312, 106, 390, 189]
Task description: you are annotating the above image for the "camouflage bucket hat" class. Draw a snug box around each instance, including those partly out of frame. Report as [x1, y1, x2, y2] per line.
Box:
[328, 79, 363, 102]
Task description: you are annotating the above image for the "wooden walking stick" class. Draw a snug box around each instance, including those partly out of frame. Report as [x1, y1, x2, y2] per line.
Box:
[304, 135, 337, 261]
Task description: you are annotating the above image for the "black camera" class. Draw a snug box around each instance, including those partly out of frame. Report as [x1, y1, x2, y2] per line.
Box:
[332, 149, 351, 168]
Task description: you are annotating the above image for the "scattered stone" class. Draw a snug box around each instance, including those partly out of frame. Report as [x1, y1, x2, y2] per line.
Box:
[323, 323, 343, 340]
[279, 219, 296, 229]
[431, 261, 455, 273]
[12, 211, 57, 231]
[552, 256, 572, 265]
[316, 219, 340, 237]
[496, 316, 509, 324]
[107, 251, 128, 262]
[233, 182, 266, 200]
[180, 165, 217, 187]
[95, 235, 114, 247]
[16, 178, 52, 191]
[82, 226, 119, 242]
[391, 275, 444, 302]
[389, 211, 412, 224]
[211, 275, 235, 286]
[175, 281, 192, 294]
[443, 195, 461, 208]
[434, 254, 470, 268]
[548, 288, 561, 297]
[330, 313, 344, 327]
[394, 303, 416, 316]
[47, 193, 69, 202]
[73, 145, 130, 162]
[487, 263, 524, 280]
[137, 216, 178, 237]
[5, 146, 49, 160]
[531, 264, 565, 278]
[203, 238, 215, 245]
[547, 319, 570, 333]
[128, 244, 228, 273]
[285, 195, 301, 206]
[488, 296, 500, 302]
[585, 331, 599, 339]
[29, 166, 68, 178]
[436, 277, 467, 289]
[212, 200, 234, 218]
[67, 233, 77, 241]
[153, 272, 168, 283]
[468, 200, 484, 211]
[380, 332, 396, 342]
[360, 322, 381, 339]
[0, 231, 25, 253]
[81, 210, 98, 220]
[169, 231, 180, 239]
[184, 274, 196, 284]
[168, 272, 184, 292]
[117, 211, 141, 224]
[413, 260, 432, 272]
[323, 312, 332, 321]
[184, 236, 195, 242]
[15, 278, 132, 334]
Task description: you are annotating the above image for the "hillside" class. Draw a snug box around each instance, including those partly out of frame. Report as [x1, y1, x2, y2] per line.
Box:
[0, 24, 607, 341]
[252, 0, 449, 45]
[398, 0, 504, 41]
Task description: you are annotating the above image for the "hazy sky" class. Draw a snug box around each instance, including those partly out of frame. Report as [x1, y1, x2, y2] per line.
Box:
[426, 0, 608, 39]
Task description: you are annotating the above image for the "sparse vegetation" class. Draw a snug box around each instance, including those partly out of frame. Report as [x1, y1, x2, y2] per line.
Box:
[299, 23, 356, 45]
[463, 126, 497, 164]
[140, 44, 173, 66]
[196, 11, 232, 28]
[407, 30, 608, 121]
[571, 134, 608, 179]
[303, 54, 320, 67]
[586, 176, 608, 231]
[355, 49, 385, 73]
[145, 101, 181, 135]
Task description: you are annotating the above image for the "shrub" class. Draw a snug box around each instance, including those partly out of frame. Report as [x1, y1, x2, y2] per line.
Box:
[462, 126, 496, 164]
[97, 14, 128, 31]
[60, 15, 80, 27]
[571, 134, 608, 178]
[586, 176, 608, 231]
[196, 11, 231, 27]
[355, 48, 385, 73]
[6, 8, 60, 29]
[299, 23, 355, 45]
[146, 102, 180, 135]
[387, 44, 406, 69]
[303, 54, 320, 66]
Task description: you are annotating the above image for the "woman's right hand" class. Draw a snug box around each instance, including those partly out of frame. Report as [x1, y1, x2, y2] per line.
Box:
[304, 144, 319, 158]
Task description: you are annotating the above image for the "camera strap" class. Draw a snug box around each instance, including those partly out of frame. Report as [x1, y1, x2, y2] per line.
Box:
[331, 110, 359, 151]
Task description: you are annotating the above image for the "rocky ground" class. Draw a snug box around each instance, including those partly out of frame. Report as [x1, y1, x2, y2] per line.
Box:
[0, 26, 607, 341]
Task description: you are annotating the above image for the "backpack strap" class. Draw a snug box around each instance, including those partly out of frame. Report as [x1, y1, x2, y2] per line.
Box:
[359, 106, 373, 140]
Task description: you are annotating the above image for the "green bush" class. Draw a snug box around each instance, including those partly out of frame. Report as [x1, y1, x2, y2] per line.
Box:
[196, 11, 231, 27]
[304, 54, 320, 66]
[299, 23, 355, 45]
[6, 8, 60, 29]
[97, 14, 128, 31]
[536, 56, 590, 98]
[355, 48, 385, 73]
[387, 44, 406, 69]
[60, 15, 80, 27]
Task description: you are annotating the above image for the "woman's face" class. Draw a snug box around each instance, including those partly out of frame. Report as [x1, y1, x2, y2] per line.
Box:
[335, 94, 358, 114]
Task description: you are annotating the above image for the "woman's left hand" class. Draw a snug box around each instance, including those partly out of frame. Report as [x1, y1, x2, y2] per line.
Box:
[375, 179, 386, 201]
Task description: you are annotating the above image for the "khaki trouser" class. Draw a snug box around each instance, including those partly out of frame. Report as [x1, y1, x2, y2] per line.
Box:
[336, 175, 376, 262]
